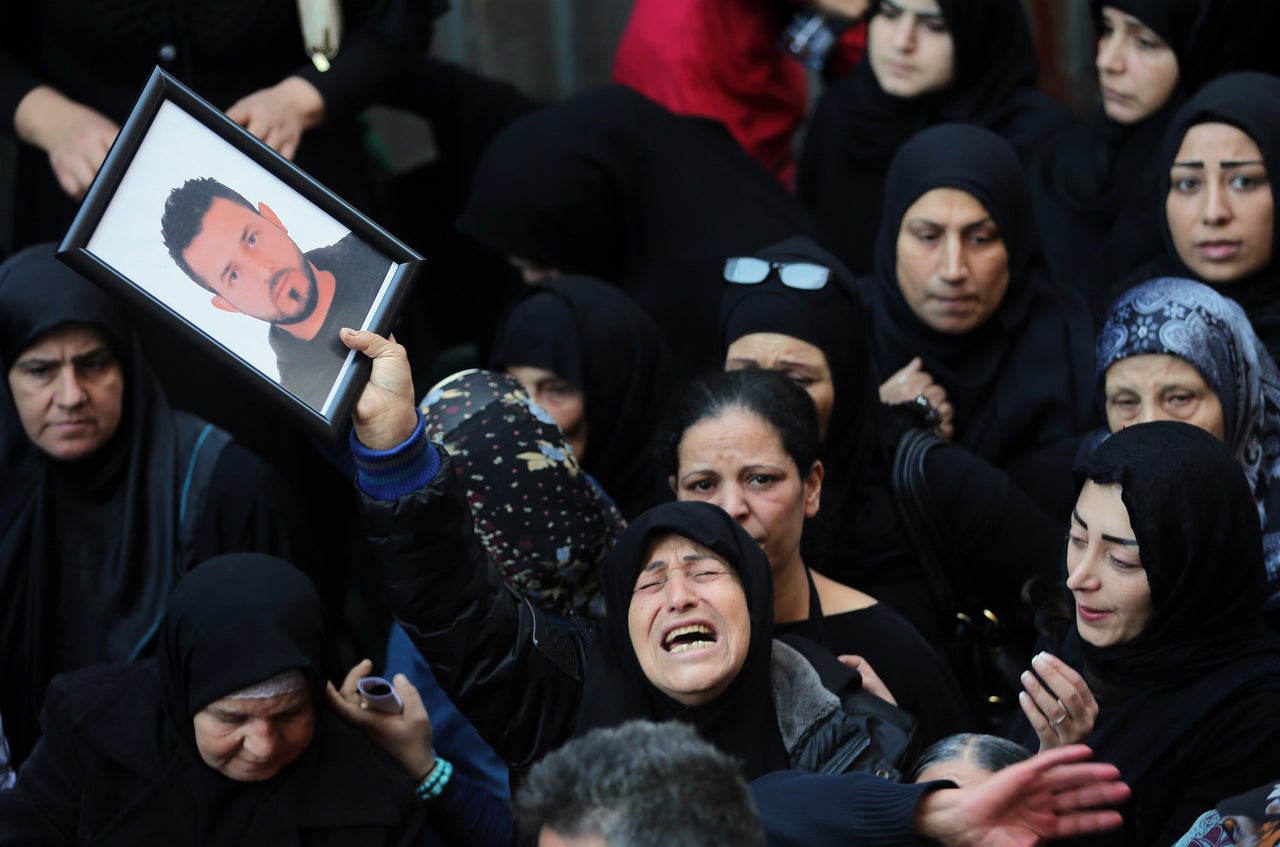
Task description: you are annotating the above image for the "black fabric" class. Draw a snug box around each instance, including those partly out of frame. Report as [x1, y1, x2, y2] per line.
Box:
[490, 276, 676, 519]
[1028, 0, 1226, 316]
[862, 124, 1096, 487]
[575, 500, 788, 780]
[0, 244, 314, 767]
[797, 0, 1071, 275]
[0, 559, 427, 847]
[1152, 71, 1280, 365]
[1017, 421, 1280, 846]
[456, 84, 829, 375]
[0, 0, 437, 254]
[268, 232, 391, 410]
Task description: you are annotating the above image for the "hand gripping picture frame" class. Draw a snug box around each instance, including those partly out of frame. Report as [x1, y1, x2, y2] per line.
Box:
[59, 68, 422, 440]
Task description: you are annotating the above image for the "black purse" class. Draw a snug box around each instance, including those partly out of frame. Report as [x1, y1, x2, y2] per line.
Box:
[890, 427, 1027, 729]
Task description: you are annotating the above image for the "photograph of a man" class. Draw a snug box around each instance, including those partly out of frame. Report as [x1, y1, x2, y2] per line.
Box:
[160, 176, 391, 410]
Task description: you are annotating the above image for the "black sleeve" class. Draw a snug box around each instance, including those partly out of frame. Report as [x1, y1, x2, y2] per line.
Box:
[358, 450, 586, 769]
[0, 4, 40, 132]
[0, 677, 81, 846]
[751, 770, 938, 847]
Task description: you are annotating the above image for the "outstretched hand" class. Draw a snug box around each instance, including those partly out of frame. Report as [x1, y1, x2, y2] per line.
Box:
[326, 658, 436, 780]
[341, 328, 419, 451]
[915, 745, 1128, 846]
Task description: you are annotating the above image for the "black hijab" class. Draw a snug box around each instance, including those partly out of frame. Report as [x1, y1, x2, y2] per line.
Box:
[491, 276, 676, 519]
[575, 500, 788, 780]
[863, 124, 1095, 473]
[156, 553, 326, 846]
[1051, 422, 1280, 795]
[718, 236, 903, 586]
[456, 84, 828, 375]
[0, 244, 202, 764]
[1154, 71, 1280, 363]
[797, 0, 1071, 275]
[1031, 0, 1234, 315]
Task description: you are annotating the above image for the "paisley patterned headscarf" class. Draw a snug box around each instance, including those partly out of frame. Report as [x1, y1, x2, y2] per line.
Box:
[1096, 277, 1280, 601]
[1097, 279, 1280, 515]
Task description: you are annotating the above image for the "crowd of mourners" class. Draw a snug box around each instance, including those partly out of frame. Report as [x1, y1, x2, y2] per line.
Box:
[4, 0, 1280, 844]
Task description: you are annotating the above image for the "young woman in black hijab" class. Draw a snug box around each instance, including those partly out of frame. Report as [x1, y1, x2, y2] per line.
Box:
[863, 124, 1096, 513]
[455, 84, 829, 375]
[797, 0, 1071, 276]
[0, 554, 438, 844]
[490, 276, 676, 519]
[1013, 421, 1280, 846]
[0, 244, 312, 768]
[1140, 72, 1280, 365]
[1029, 0, 1229, 315]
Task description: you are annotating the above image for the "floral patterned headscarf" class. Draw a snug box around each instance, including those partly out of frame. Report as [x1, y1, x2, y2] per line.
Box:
[1096, 277, 1280, 601]
[420, 369, 625, 621]
[1098, 278, 1280, 503]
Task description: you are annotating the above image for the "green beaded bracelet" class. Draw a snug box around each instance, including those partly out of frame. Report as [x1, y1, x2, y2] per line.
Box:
[415, 757, 454, 802]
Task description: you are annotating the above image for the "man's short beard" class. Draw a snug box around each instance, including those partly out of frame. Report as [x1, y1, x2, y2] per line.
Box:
[271, 262, 321, 326]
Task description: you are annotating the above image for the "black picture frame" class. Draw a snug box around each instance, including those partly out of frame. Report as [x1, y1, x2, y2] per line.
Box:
[58, 68, 422, 440]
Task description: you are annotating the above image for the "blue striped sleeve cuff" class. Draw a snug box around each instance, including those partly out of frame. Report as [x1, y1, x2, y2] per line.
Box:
[350, 410, 441, 500]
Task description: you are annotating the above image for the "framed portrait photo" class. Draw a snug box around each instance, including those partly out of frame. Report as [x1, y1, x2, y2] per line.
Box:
[59, 68, 422, 440]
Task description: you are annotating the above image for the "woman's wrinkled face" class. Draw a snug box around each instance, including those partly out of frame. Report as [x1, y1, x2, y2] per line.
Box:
[895, 187, 1011, 334]
[725, 334, 835, 440]
[7, 323, 124, 461]
[627, 534, 751, 707]
[192, 688, 316, 781]
[868, 0, 955, 99]
[505, 364, 588, 458]
[1065, 481, 1153, 648]
[673, 407, 821, 577]
[1166, 122, 1274, 284]
[1104, 354, 1226, 441]
[1095, 6, 1179, 125]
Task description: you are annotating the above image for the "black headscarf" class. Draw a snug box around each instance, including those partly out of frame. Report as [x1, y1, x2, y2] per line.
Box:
[1031, 0, 1244, 316]
[456, 84, 828, 375]
[863, 124, 1095, 473]
[491, 276, 676, 519]
[1053, 422, 1280, 792]
[718, 236, 902, 585]
[0, 244, 197, 764]
[156, 553, 325, 846]
[574, 500, 788, 780]
[1154, 71, 1280, 364]
[797, 0, 1071, 275]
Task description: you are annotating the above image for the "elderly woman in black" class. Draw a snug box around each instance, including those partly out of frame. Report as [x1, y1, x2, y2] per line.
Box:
[1014, 421, 1280, 846]
[0, 244, 310, 769]
[0, 554, 442, 845]
[865, 123, 1096, 515]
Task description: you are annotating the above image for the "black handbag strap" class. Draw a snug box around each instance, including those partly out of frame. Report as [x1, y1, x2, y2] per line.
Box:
[890, 427, 955, 629]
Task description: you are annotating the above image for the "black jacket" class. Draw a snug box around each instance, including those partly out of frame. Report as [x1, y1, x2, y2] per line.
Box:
[359, 450, 913, 779]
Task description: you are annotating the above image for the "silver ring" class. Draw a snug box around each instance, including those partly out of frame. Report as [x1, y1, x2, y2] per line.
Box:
[1051, 713, 1068, 727]
[913, 394, 942, 427]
